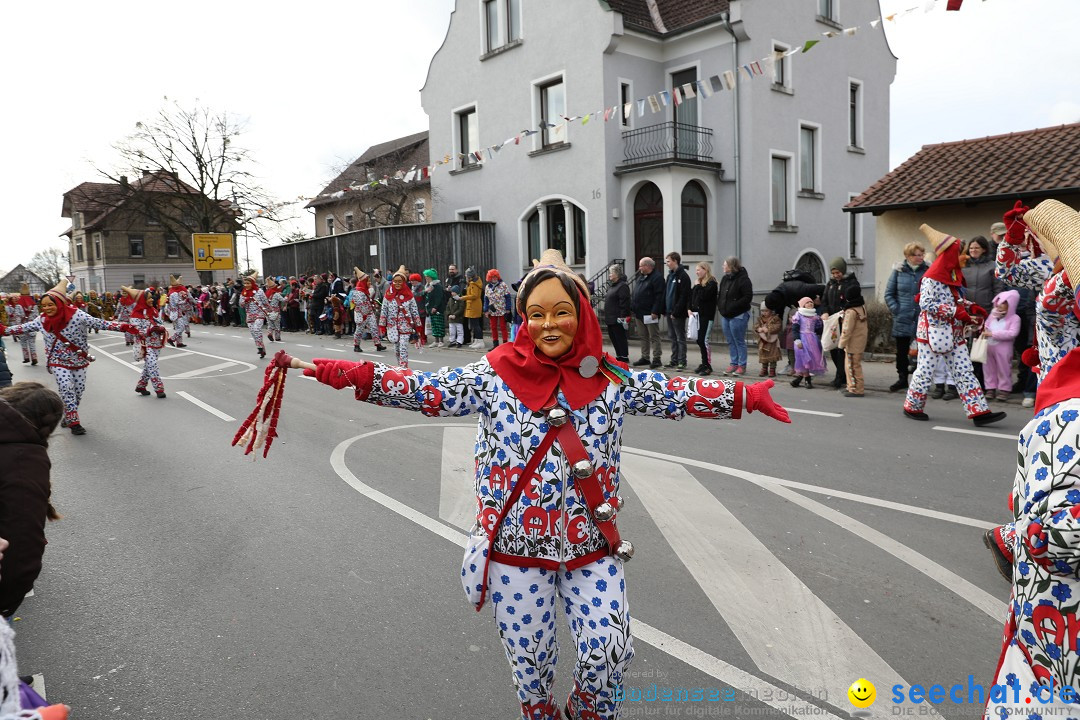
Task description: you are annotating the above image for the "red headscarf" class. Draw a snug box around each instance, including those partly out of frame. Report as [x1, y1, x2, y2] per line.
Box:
[1035, 347, 1080, 414]
[922, 238, 966, 288]
[487, 287, 623, 413]
[355, 277, 370, 296]
[241, 276, 258, 301]
[40, 290, 78, 335]
[168, 284, 186, 296]
[384, 281, 414, 303]
[119, 291, 135, 307]
[17, 293, 36, 310]
[129, 290, 156, 320]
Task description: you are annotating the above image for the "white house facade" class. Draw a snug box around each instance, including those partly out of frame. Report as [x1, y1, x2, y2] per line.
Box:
[421, 0, 895, 292]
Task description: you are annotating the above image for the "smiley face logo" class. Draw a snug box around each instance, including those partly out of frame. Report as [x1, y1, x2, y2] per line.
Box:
[848, 679, 876, 708]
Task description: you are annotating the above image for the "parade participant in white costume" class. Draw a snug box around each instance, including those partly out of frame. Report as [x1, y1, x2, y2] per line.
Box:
[166, 275, 193, 347]
[264, 277, 284, 343]
[240, 273, 270, 358]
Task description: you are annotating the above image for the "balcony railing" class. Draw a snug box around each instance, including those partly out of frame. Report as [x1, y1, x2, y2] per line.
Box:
[621, 121, 714, 165]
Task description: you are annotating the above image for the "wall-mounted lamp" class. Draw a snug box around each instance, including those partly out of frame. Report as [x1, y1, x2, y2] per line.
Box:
[611, 208, 620, 220]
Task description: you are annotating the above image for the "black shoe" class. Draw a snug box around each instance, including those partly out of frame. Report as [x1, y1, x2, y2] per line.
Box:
[176, 343, 187, 348]
[973, 411, 1007, 427]
[258, 347, 266, 358]
[167, 337, 176, 347]
[942, 385, 959, 402]
[804, 379, 814, 389]
[930, 383, 946, 400]
[664, 361, 678, 368]
[136, 387, 151, 396]
[841, 390, 864, 398]
[889, 378, 908, 393]
[829, 378, 843, 389]
[790, 376, 803, 387]
[632, 358, 650, 367]
[22, 359, 29, 364]
[70, 424, 87, 436]
[700, 366, 712, 375]
[649, 361, 662, 369]
[354, 345, 362, 353]
[156, 391, 167, 399]
[904, 409, 929, 421]
[983, 529, 1012, 582]
[693, 364, 706, 374]
[375, 344, 386, 352]
[30, 359, 37, 366]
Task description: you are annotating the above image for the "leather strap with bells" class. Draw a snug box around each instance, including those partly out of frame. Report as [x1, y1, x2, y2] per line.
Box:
[546, 406, 634, 562]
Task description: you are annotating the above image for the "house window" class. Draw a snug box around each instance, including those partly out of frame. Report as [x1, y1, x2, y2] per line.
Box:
[620, 82, 631, 127]
[848, 194, 862, 259]
[539, 78, 566, 148]
[72, 211, 83, 229]
[818, 0, 835, 20]
[75, 237, 84, 262]
[345, 213, 354, 232]
[681, 181, 707, 254]
[849, 80, 863, 149]
[129, 234, 144, 258]
[484, 0, 499, 52]
[799, 125, 818, 192]
[526, 200, 586, 264]
[147, 216, 160, 226]
[93, 233, 102, 260]
[326, 216, 335, 235]
[457, 107, 479, 168]
[165, 234, 180, 258]
[773, 44, 791, 89]
[460, 210, 481, 221]
[132, 273, 146, 289]
[770, 156, 790, 227]
[415, 199, 427, 223]
[506, 0, 521, 42]
[573, 205, 586, 263]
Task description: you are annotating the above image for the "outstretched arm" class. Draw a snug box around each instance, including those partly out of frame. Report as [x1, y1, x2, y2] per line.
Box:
[621, 370, 789, 423]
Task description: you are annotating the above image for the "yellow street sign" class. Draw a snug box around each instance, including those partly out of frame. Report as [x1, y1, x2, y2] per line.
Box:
[192, 233, 235, 271]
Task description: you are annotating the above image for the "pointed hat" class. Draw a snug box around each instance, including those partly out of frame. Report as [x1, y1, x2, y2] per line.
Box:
[919, 224, 958, 256]
[169, 274, 183, 286]
[1023, 199, 1080, 267]
[522, 249, 591, 300]
[353, 266, 368, 282]
[391, 265, 409, 281]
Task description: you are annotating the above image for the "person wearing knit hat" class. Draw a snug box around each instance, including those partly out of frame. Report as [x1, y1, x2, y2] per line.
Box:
[378, 265, 423, 367]
[348, 268, 384, 353]
[789, 297, 826, 388]
[13, 283, 39, 365]
[903, 224, 1005, 426]
[983, 346, 1080, 719]
[0, 281, 141, 435]
[483, 269, 512, 348]
[240, 273, 271, 359]
[165, 274, 193, 348]
[422, 268, 447, 347]
[823, 257, 868, 397]
[299, 249, 790, 720]
[263, 277, 285, 343]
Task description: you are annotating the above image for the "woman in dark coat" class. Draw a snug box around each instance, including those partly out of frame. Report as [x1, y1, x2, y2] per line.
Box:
[716, 257, 754, 375]
[961, 235, 1003, 389]
[603, 264, 632, 363]
[884, 241, 929, 392]
[689, 261, 719, 375]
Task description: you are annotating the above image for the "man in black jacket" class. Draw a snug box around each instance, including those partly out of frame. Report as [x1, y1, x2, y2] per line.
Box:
[631, 257, 665, 368]
[664, 252, 692, 369]
[311, 274, 330, 335]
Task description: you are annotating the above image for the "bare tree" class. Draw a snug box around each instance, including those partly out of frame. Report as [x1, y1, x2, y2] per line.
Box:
[92, 99, 284, 259]
[27, 247, 70, 287]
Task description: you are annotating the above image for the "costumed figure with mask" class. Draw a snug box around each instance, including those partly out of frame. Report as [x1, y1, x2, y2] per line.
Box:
[294, 250, 791, 720]
[123, 286, 168, 399]
[264, 277, 284, 343]
[0, 281, 137, 435]
[240, 273, 271, 358]
[903, 224, 1006, 427]
[13, 284, 38, 365]
[166, 275, 193, 347]
[378, 266, 422, 368]
[348, 268, 382, 353]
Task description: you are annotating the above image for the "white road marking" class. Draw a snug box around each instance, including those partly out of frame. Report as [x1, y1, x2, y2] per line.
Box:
[622, 447, 1003, 620]
[215, 333, 225, 336]
[90, 343, 256, 379]
[92, 340, 129, 349]
[155, 351, 194, 361]
[170, 361, 238, 379]
[622, 454, 918, 718]
[297, 344, 312, 348]
[31, 674, 46, 701]
[933, 425, 1015, 440]
[786, 407, 843, 418]
[439, 427, 477, 530]
[329, 425, 848, 719]
[326, 347, 345, 352]
[176, 391, 235, 422]
[231, 335, 243, 339]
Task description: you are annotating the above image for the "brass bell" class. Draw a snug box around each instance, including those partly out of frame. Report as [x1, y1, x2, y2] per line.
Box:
[572, 459, 594, 478]
[594, 502, 615, 521]
[614, 540, 635, 561]
[615, 495, 625, 510]
[547, 407, 569, 427]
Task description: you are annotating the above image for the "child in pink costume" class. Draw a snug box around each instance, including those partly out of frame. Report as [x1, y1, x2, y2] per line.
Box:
[981, 289, 1020, 401]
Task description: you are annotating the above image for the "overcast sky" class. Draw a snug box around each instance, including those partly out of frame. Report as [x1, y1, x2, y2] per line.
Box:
[1, 0, 1076, 275]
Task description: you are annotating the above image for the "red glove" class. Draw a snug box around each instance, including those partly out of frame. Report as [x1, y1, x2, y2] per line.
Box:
[954, 307, 972, 324]
[0, 323, 6, 336]
[121, 323, 140, 335]
[969, 304, 987, 318]
[743, 379, 791, 423]
[303, 358, 369, 390]
[1004, 200, 1030, 244]
[378, 326, 386, 337]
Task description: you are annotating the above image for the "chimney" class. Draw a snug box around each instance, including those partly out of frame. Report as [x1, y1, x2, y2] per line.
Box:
[142, 169, 151, 178]
[120, 175, 128, 186]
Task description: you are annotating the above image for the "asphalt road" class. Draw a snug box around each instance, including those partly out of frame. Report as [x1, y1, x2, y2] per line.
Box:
[8, 327, 1021, 720]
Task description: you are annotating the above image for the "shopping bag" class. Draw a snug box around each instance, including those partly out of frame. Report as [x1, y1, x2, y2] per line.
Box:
[686, 312, 699, 342]
[970, 335, 989, 364]
[820, 313, 841, 352]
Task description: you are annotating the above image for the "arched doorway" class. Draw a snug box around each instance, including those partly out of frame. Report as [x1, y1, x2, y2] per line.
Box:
[634, 183, 663, 266]
[795, 252, 826, 283]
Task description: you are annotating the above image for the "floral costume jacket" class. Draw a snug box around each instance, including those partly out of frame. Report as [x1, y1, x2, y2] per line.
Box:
[378, 295, 420, 343]
[346, 358, 742, 569]
[484, 281, 512, 316]
[241, 290, 270, 322]
[916, 277, 979, 353]
[266, 291, 284, 315]
[996, 245, 1079, 380]
[987, 398, 1080, 719]
[348, 289, 374, 321]
[167, 290, 193, 321]
[3, 311, 127, 369]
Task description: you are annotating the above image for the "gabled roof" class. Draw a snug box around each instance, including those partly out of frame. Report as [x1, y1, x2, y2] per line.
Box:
[307, 131, 429, 209]
[846, 123, 1080, 214]
[61, 171, 229, 231]
[604, 0, 728, 36]
[0, 265, 48, 291]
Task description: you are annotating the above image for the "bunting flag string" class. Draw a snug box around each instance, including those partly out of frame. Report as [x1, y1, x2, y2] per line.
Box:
[259, 1, 963, 220]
